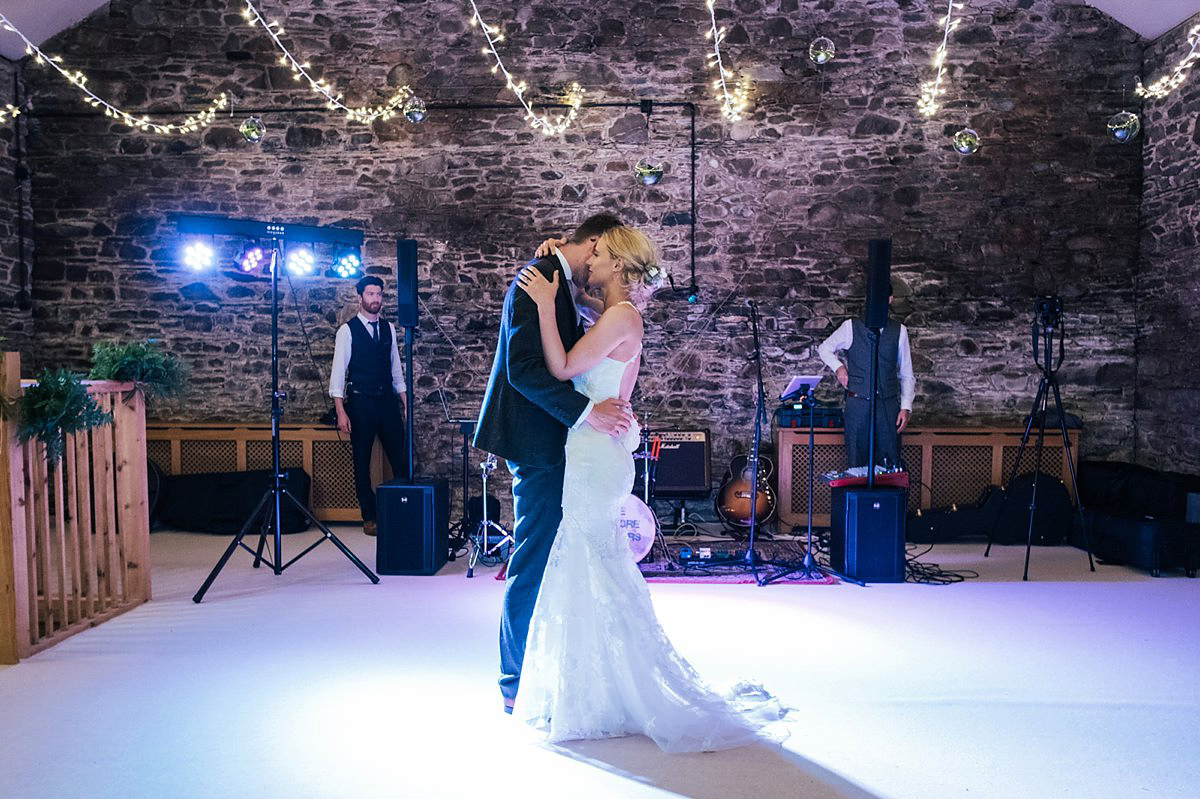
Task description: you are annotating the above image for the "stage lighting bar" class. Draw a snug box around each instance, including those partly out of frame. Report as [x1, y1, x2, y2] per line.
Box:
[175, 214, 364, 277]
[174, 214, 364, 247]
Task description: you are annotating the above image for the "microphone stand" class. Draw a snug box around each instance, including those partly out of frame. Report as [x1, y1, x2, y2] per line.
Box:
[760, 379, 859, 585]
[706, 302, 781, 584]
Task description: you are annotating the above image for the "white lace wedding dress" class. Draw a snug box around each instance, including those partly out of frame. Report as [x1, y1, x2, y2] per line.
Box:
[512, 354, 788, 752]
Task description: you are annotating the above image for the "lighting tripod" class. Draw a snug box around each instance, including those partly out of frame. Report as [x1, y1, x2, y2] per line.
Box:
[984, 296, 1095, 581]
[466, 453, 513, 578]
[193, 242, 379, 602]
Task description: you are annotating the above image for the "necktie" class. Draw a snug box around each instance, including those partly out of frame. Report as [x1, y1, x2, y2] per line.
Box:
[369, 320, 379, 341]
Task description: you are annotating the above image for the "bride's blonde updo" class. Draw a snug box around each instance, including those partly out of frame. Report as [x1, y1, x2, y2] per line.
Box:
[603, 226, 665, 292]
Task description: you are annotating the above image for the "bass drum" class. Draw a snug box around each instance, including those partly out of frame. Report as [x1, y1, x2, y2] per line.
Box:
[619, 494, 658, 562]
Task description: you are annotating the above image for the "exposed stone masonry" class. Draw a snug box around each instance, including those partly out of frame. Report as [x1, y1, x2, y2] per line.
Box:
[1136, 13, 1200, 474]
[0, 57, 32, 354]
[4, 0, 1164, 513]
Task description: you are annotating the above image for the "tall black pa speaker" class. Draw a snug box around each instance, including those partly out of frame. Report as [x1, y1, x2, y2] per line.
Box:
[396, 239, 419, 328]
[376, 478, 449, 575]
[830, 486, 906, 582]
[865, 238, 892, 330]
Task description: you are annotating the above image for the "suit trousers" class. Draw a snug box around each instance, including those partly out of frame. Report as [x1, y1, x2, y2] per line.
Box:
[844, 394, 901, 469]
[347, 392, 408, 522]
[498, 458, 566, 702]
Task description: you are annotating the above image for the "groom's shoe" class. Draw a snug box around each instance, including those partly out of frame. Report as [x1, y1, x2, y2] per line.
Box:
[363, 520, 377, 537]
[503, 697, 515, 715]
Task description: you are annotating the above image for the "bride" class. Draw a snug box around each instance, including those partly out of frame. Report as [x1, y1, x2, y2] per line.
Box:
[513, 225, 787, 753]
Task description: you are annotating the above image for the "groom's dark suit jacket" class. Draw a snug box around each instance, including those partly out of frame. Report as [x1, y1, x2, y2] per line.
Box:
[474, 256, 591, 468]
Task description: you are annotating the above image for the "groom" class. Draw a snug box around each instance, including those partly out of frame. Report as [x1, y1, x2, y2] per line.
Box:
[475, 213, 633, 713]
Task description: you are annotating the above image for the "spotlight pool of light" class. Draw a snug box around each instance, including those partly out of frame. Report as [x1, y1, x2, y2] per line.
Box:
[333, 250, 362, 279]
[239, 245, 266, 273]
[286, 246, 316, 276]
[183, 240, 214, 271]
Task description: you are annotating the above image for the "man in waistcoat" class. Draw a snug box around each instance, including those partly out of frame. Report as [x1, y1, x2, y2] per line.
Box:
[329, 275, 409, 536]
[817, 284, 916, 469]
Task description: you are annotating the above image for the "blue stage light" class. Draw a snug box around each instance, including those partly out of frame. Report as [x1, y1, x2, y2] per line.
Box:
[332, 249, 362, 279]
[238, 244, 266, 273]
[183, 240, 215, 271]
[286, 246, 316, 276]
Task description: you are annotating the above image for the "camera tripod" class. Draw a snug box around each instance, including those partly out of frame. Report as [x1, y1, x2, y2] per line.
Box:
[466, 453, 513, 578]
[193, 241, 378, 602]
[985, 296, 1095, 580]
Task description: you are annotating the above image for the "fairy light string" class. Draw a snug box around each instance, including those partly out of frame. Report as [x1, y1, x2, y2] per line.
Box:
[240, 1, 417, 124]
[1137, 23, 1200, 100]
[0, 11, 226, 134]
[917, 0, 964, 118]
[703, 0, 751, 121]
[465, 0, 584, 136]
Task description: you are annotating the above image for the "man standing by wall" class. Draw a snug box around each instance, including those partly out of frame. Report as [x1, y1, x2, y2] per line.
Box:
[329, 276, 409, 536]
[817, 284, 915, 470]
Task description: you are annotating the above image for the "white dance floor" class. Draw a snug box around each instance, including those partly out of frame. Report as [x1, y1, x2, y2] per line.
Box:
[1, 528, 1197, 799]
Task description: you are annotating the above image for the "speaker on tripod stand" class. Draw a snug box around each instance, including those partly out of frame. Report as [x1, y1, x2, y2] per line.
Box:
[834, 239, 906, 583]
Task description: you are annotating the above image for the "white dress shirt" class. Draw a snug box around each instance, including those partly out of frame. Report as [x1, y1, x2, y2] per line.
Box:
[817, 319, 916, 411]
[552, 248, 594, 429]
[328, 312, 406, 399]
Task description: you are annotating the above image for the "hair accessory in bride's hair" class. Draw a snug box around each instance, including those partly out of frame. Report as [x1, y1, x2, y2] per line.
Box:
[642, 263, 665, 289]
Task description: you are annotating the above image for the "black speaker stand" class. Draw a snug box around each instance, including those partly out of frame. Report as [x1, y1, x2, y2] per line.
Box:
[193, 241, 379, 602]
[985, 299, 1094, 581]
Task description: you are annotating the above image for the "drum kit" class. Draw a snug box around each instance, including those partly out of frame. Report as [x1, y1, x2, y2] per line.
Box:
[447, 414, 665, 578]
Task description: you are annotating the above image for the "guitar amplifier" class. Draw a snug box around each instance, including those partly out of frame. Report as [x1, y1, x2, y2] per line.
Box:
[634, 429, 711, 498]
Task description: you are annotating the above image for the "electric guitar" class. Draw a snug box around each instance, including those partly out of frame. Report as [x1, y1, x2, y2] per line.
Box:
[715, 454, 777, 527]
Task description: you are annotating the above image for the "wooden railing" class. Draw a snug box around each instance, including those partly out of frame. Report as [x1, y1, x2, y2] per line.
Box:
[1, 353, 151, 664]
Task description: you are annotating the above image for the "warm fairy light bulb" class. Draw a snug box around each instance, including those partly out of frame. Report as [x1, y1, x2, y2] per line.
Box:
[1137, 24, 1200, 100]
[240, 1, 423, 125]
[703, 0, 751, 121]
[918, 0, 963, 118]
[465, 0, 585, 135]
[0, 11, 226, 135]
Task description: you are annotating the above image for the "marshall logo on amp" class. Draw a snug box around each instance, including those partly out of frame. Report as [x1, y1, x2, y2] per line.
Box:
[634, 429, 711, 498]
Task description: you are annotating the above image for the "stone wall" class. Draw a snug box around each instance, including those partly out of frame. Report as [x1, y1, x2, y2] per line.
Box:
[1137, 14, 1200, 474]
[14, 0, 1148, 512]
[0, 56, 32, 354]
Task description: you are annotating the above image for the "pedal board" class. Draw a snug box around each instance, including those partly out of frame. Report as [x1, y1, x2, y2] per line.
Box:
[677, 545, 745, 563]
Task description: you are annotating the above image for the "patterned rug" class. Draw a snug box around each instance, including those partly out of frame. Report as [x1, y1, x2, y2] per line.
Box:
[638, 538, 838, 585]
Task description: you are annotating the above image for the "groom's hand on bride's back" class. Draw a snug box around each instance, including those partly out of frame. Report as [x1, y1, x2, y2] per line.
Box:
[585, 398, 634, 437]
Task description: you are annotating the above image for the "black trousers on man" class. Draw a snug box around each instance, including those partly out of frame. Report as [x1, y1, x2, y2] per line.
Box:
[347, 391, 408, 522]
[498, 458, 566, 704]
[844, 393, 901, 469]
